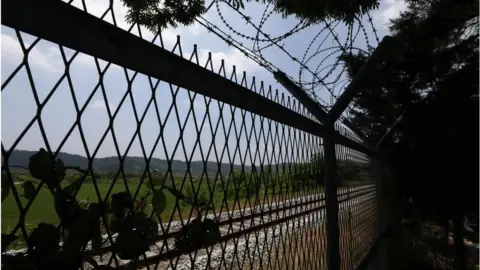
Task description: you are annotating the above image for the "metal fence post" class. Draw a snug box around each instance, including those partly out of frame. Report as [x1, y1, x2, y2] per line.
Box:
[324, 127, 341, 270]
[274, 36, 395, 270]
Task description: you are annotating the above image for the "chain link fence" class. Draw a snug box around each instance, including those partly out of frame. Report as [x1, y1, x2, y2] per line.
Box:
[1, 0, 387, 269]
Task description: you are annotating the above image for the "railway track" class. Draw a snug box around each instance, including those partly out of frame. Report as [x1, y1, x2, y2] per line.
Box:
[82, 185, 377, 269]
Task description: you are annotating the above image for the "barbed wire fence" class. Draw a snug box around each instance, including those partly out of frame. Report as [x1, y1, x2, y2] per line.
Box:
[1, 0, 392, 269]
[196, 0, 380, 111]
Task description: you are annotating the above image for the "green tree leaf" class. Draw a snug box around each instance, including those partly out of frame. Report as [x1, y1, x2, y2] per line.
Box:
[110, 191, 134, 218]
[64, 208, 99, 249]
[175, 218, 221, 252]
[78, 197, 91, 209]
[28, 148, 53, 179]
[63, 176, 84, 197]
[2, 172, 11, 202]
[113, 213, 158, 260]
[54, 190, 81, 223]
[151, 189, 166, 216]
[55, 201, 102, 251]
[151, 175, 166, 187]
[202, 218, 221, 246]
[144, 175, 166, 190]
[22, 180, 36, 200]
[175, 218, 203, 252]
[30, 223, 60, 260]
[28, 148, 66, 188]
[114, 230, 144, 260]
[56, 159, 66, 183]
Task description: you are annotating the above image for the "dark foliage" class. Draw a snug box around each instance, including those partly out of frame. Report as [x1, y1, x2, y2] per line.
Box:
[122, 0, 206, 30]
[120, 0, 381, 31]
[340, 0, 479, 230]
[268, 0, 379, 23]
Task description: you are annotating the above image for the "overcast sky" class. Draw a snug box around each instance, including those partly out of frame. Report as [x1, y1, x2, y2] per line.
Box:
[1, 0, 407, 165]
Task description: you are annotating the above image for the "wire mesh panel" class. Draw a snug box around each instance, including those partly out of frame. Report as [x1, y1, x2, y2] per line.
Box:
[1, 1, 390, 270]
[0, 27, 340, 270]
[334, 124, 379, 270]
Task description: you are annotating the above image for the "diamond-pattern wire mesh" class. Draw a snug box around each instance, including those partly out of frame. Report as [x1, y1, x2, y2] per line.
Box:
[1, 2, 381, 270]
[1, 29, 327, 270]
[36, 0, 322, 127]
[334, 124, 379, 270]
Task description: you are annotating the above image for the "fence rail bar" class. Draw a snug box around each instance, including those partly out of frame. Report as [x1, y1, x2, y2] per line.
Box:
[327, 36, 396, 122]
[1, 0, 381, 158]
[273, 71, 329, 123]
[340, 117, 370, 143]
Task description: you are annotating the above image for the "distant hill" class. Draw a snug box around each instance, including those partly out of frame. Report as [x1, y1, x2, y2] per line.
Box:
[5, 150, 250, 176]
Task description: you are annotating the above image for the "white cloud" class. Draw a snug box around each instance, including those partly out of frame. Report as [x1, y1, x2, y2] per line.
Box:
[159, 30, 178, 46]
[1, 33, 122, 75]
[1, 34, 63, 73]
[90, 99, 115, 112]
[379, 0, 407, 25]
[197, 48, 262, 76]
[188, 21, 206, 37]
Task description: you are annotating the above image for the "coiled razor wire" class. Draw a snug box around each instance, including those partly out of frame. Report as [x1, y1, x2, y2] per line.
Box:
[195, 0, 381, 109]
